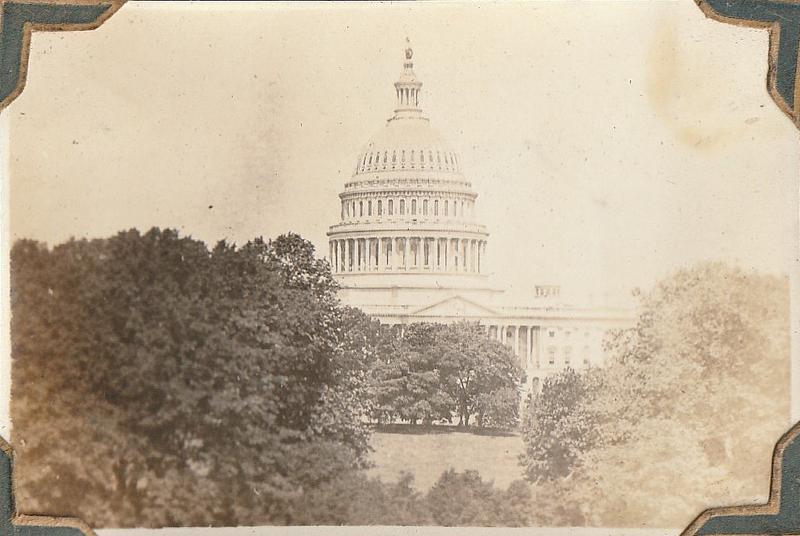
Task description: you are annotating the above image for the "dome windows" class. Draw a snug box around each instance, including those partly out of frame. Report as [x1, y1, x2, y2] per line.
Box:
[444, 200, 449, 216]
[388, 199, 394, 215]
[423, 199, 428, 215]
[411, 199, 417, 215]
[434, 199, 439, 216]
[400, 199, 405, 215]
[377, 200, 383, 216]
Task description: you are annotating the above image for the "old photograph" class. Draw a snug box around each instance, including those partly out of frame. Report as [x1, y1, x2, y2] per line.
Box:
[3, 0, 797, 530]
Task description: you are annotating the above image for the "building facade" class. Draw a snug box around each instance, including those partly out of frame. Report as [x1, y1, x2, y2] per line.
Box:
[327, 47, 632, 392]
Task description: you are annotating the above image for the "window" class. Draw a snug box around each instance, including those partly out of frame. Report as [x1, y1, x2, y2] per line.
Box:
[461, 201, 465, 216]
[392, 151, 397, 163]
[582, 346, 590, 366]
[400, 199, 405, 215]
[359, 201, 363, 217]
[388, 199, 394, 215]
[368, 154, 373, 165]
[444, 200, 449, 216]
[401, 150, 405, 162]
[423, 199, 428, 215]
[384, 151, 388, 166]
[368, 200, 372, 216]
[434, 200, 439, 216]
[411, 150, 415, 162]
[377, 200, 382, 215]
[421, 150, 425, 163]
[548, 330, 555, 338]
[411, 199, 417, 215]
[548, 347, 556, 365]
[375, 152, 381, 165]
[564, 347, 572, 366]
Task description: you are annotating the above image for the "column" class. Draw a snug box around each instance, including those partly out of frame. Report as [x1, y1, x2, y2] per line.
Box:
[453, 238, 460, 271]
[391, 237, 398, 270]
[468, 240, 473, 272]
[345, 239, 351, 271]
[404, 237, 410, 269]
[513, 326, 520, 356]
[526, 326, 532, 368]
[376, 237, 382, 271]
[362, 239, 367, 271]
[536, 326, 543, 369]
[435, 238, 441, 270]
[370, 238, 376, 270]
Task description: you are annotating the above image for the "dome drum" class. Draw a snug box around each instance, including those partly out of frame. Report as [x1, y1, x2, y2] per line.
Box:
[327, 234, 489, 277]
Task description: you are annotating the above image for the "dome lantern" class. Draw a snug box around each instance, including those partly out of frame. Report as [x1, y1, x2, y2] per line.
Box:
[392, 39, 424, 120]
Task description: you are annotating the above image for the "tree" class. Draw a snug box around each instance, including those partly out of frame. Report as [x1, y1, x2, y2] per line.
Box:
[368, 322, 522, 427]
[368, 324, 454, 424]
[519, 369, 600, 481]
[10, 229, 381, 527]
[435, 322, 523, 427]
[426, 469, 532, 526]
[519, 262, 790, 527]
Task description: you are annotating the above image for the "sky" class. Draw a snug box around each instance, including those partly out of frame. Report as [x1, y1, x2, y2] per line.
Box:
[5, 0, 798, 305]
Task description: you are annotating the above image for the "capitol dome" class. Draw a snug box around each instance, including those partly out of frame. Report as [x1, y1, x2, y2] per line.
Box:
[353, 119, 463, 179]
[327, 45, 490, 300]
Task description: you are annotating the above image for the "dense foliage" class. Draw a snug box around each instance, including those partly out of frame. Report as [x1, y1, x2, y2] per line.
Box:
[290, 469, 532, 526]
[520, 262, 790, 527]
[369, 322, 523, 428]
[11, 229, 382, 526]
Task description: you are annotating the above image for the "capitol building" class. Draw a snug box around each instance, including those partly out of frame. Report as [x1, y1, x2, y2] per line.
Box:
[327, 46, 633, 392]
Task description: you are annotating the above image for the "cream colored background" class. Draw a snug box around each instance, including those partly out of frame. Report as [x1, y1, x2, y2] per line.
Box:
[6, 1, 797, 304]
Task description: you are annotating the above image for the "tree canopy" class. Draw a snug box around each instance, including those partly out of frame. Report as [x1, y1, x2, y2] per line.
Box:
[369, 322, 523, 428]
[11, 229, 381, 526]
[520, 262, 790, 527]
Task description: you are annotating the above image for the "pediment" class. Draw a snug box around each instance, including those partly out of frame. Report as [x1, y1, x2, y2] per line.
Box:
[411, 295, 499, 318]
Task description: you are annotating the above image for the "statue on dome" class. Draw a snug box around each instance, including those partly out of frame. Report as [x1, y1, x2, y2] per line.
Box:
[405, 47, 413, 60]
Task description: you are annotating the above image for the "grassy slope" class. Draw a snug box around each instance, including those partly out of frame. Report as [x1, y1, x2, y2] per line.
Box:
[366, 426, 526, 490]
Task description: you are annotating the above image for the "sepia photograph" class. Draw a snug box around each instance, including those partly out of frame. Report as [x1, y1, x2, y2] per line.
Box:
[2, 0, 797, 531]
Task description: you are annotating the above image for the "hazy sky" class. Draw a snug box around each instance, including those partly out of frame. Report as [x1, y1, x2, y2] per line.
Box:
[6, 1, 798, 304]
